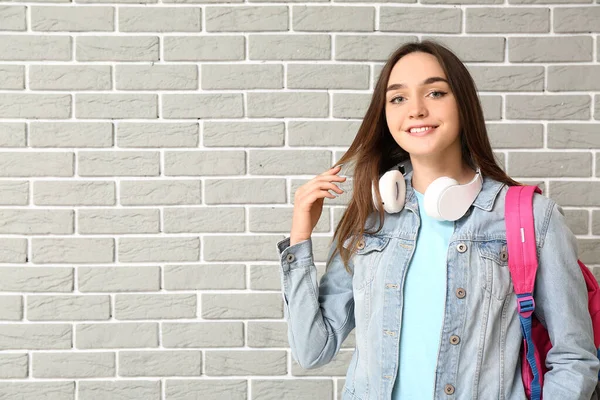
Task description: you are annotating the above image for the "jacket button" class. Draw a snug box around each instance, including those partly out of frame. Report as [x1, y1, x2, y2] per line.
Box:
[357, 239, 365, 250]
[286, 253, 295, 263]
[444, 384, 455, 395]
[456, 288, 466, 299]
[450, 335, 460, 345]
[456, 243, 467, 253]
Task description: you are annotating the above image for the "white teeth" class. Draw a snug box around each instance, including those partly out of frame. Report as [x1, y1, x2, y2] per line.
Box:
[409, 126, 435, 133]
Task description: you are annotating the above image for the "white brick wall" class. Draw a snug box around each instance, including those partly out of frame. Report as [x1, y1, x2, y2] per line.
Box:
[0, 2, 598, 399]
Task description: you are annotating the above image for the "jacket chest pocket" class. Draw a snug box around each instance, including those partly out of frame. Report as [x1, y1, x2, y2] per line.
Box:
[477, 240, 513, 301]
[345, 235, 390, 291]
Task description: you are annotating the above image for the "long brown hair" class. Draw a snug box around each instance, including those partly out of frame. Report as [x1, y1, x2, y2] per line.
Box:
[330, 40, 520, 273]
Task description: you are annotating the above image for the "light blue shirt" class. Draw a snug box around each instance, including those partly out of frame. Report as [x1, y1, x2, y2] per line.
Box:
[392, 190, 454, 400]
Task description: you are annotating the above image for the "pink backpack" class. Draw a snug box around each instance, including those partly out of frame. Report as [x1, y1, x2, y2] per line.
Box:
[505, 185, 600, 400]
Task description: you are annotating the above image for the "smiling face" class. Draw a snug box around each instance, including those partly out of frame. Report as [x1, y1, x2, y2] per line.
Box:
[385, 51, 462, 161]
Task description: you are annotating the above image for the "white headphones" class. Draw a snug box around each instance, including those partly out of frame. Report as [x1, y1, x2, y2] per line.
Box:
[371, 164, 483, 221]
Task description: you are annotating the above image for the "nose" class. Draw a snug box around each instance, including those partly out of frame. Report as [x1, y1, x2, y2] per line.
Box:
[408, 97, 427, 119]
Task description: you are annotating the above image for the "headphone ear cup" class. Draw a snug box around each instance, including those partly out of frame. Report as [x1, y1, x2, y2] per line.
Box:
[373, 169, 406, 213]
[424, 177, 458, 220]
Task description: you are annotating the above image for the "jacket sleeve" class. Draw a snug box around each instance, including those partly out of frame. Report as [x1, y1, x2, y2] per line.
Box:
[534, 202, 600, 399]
[276, 236, 355, 369]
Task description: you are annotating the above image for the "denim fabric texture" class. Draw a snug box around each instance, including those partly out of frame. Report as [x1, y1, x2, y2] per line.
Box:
[276, 170, 600, 400]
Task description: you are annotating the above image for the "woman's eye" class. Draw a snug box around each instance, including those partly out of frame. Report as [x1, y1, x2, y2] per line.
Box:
[390, 96, 404, 104]
[429, 91, 447, 98]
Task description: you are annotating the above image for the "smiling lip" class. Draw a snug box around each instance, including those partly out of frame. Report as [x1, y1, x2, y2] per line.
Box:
[406, 125, 438, 136]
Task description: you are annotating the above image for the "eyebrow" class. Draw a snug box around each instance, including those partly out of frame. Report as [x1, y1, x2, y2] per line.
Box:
[386, 77, 449, 92]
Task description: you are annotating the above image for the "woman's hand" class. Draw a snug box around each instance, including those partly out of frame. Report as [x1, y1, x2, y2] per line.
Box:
[290, 165, 346, 245]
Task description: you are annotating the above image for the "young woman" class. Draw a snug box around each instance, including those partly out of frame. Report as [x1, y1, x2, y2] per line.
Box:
[276, 41, 599, 399]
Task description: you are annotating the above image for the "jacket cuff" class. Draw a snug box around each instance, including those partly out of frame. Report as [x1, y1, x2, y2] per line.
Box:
[277, 237, 313, 273]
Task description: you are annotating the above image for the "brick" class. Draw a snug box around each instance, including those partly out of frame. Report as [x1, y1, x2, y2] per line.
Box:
[117, 122, 198, 147]
[0, 267, 73, 292]
[164, 207, 245, 233]
[548, 66, 600, 91]
[77, 36, 158, 61]
[252, 380, 334, 399]
[486, 123, 543, 148]
[164, 36, 244, 61]
[0, 383, 74, 400]
[33, 352, 114, 378]
[549, 182, 600, 207]
[510, 0, 589, 3]
[76, 323, 158, 349]
[205, 178, 286, 204]
[165, 380, 246, 400]
[509, 152, 591, 177]
[30, 122, 113, 148]
[78, 209, 159, 234]
[250, 265, 280, 290]
[0, 239, 27, 263]
[118, 237, 200, 262]
[249, 150, 330, 175]
[563, 209, 588, 235]
[554, 7, 600, 32]
[119, 351, 201, 376]
[204, 121, 284, 147]
[423, 0, 501, 4]
[0, 324, 72, 350]
[548, 124, 600, 148]
[0, 296, 23, 321]
[116, 65, 198, 90]
[0, 94, 71, 118]
[165, 150, 245, 176]
[247, 321, 287, 348]
[293, 6, 374, 31]
[288, 121, 359, 147]
[76, 94, 158, 119]
[78, 266, 160, 292]
[593, 211, 600, 235]
[206, 6, 287, 31]
[203, 235, 285, 261]
[204, 350, 286, 375]
[509, 36, 592, 62]
[202, 64, 283, 90]
[163, 94, 243, 119]
[381, 7, 461, 32]
[249, 34, 330, 60]
[579, 239, 600, 265]
[288, 64, 369, 89]
[422, 36, 505, 62]
[466, 7, 549, 33]
[248, 92, 328, 118]
[0, 35, 70, 61]
[506, 95, 590, 120]
[0, 180, 28, 205]
[0, 122, 25, 147]
[332, 93, 370, 119]
[31, 6, 113, 31]
[0, 6, 26, 30]
[34, 181, 115, 206]
[115, 294, 196, 320]
[162, 322, 244, 347]
[164, 264, 246, 290]
[0, 210, 73, 234]
[468, 66, 544, 91]
[0, 65, 24, 89]
[0, 152, 73, 177]
[120, 180, 201, 205]
[250, 207, 330, 234]
[28, 295, 110, 321]
[119, 7, 201, 32]
[335, 35, 416, 61]
[78, 151, 159, 176]
[78, 381, 161, 400]
[202, 293, 282, 319]
[32, 238, 114, 264]
[0, 354, 27, 378]
[480, 95, 502, 120]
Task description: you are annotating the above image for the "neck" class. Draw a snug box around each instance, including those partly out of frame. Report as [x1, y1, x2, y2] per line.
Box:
[410, 156, 476, 194]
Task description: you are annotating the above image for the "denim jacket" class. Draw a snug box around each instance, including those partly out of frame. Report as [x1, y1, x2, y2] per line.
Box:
[276, 171, 600, 400]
